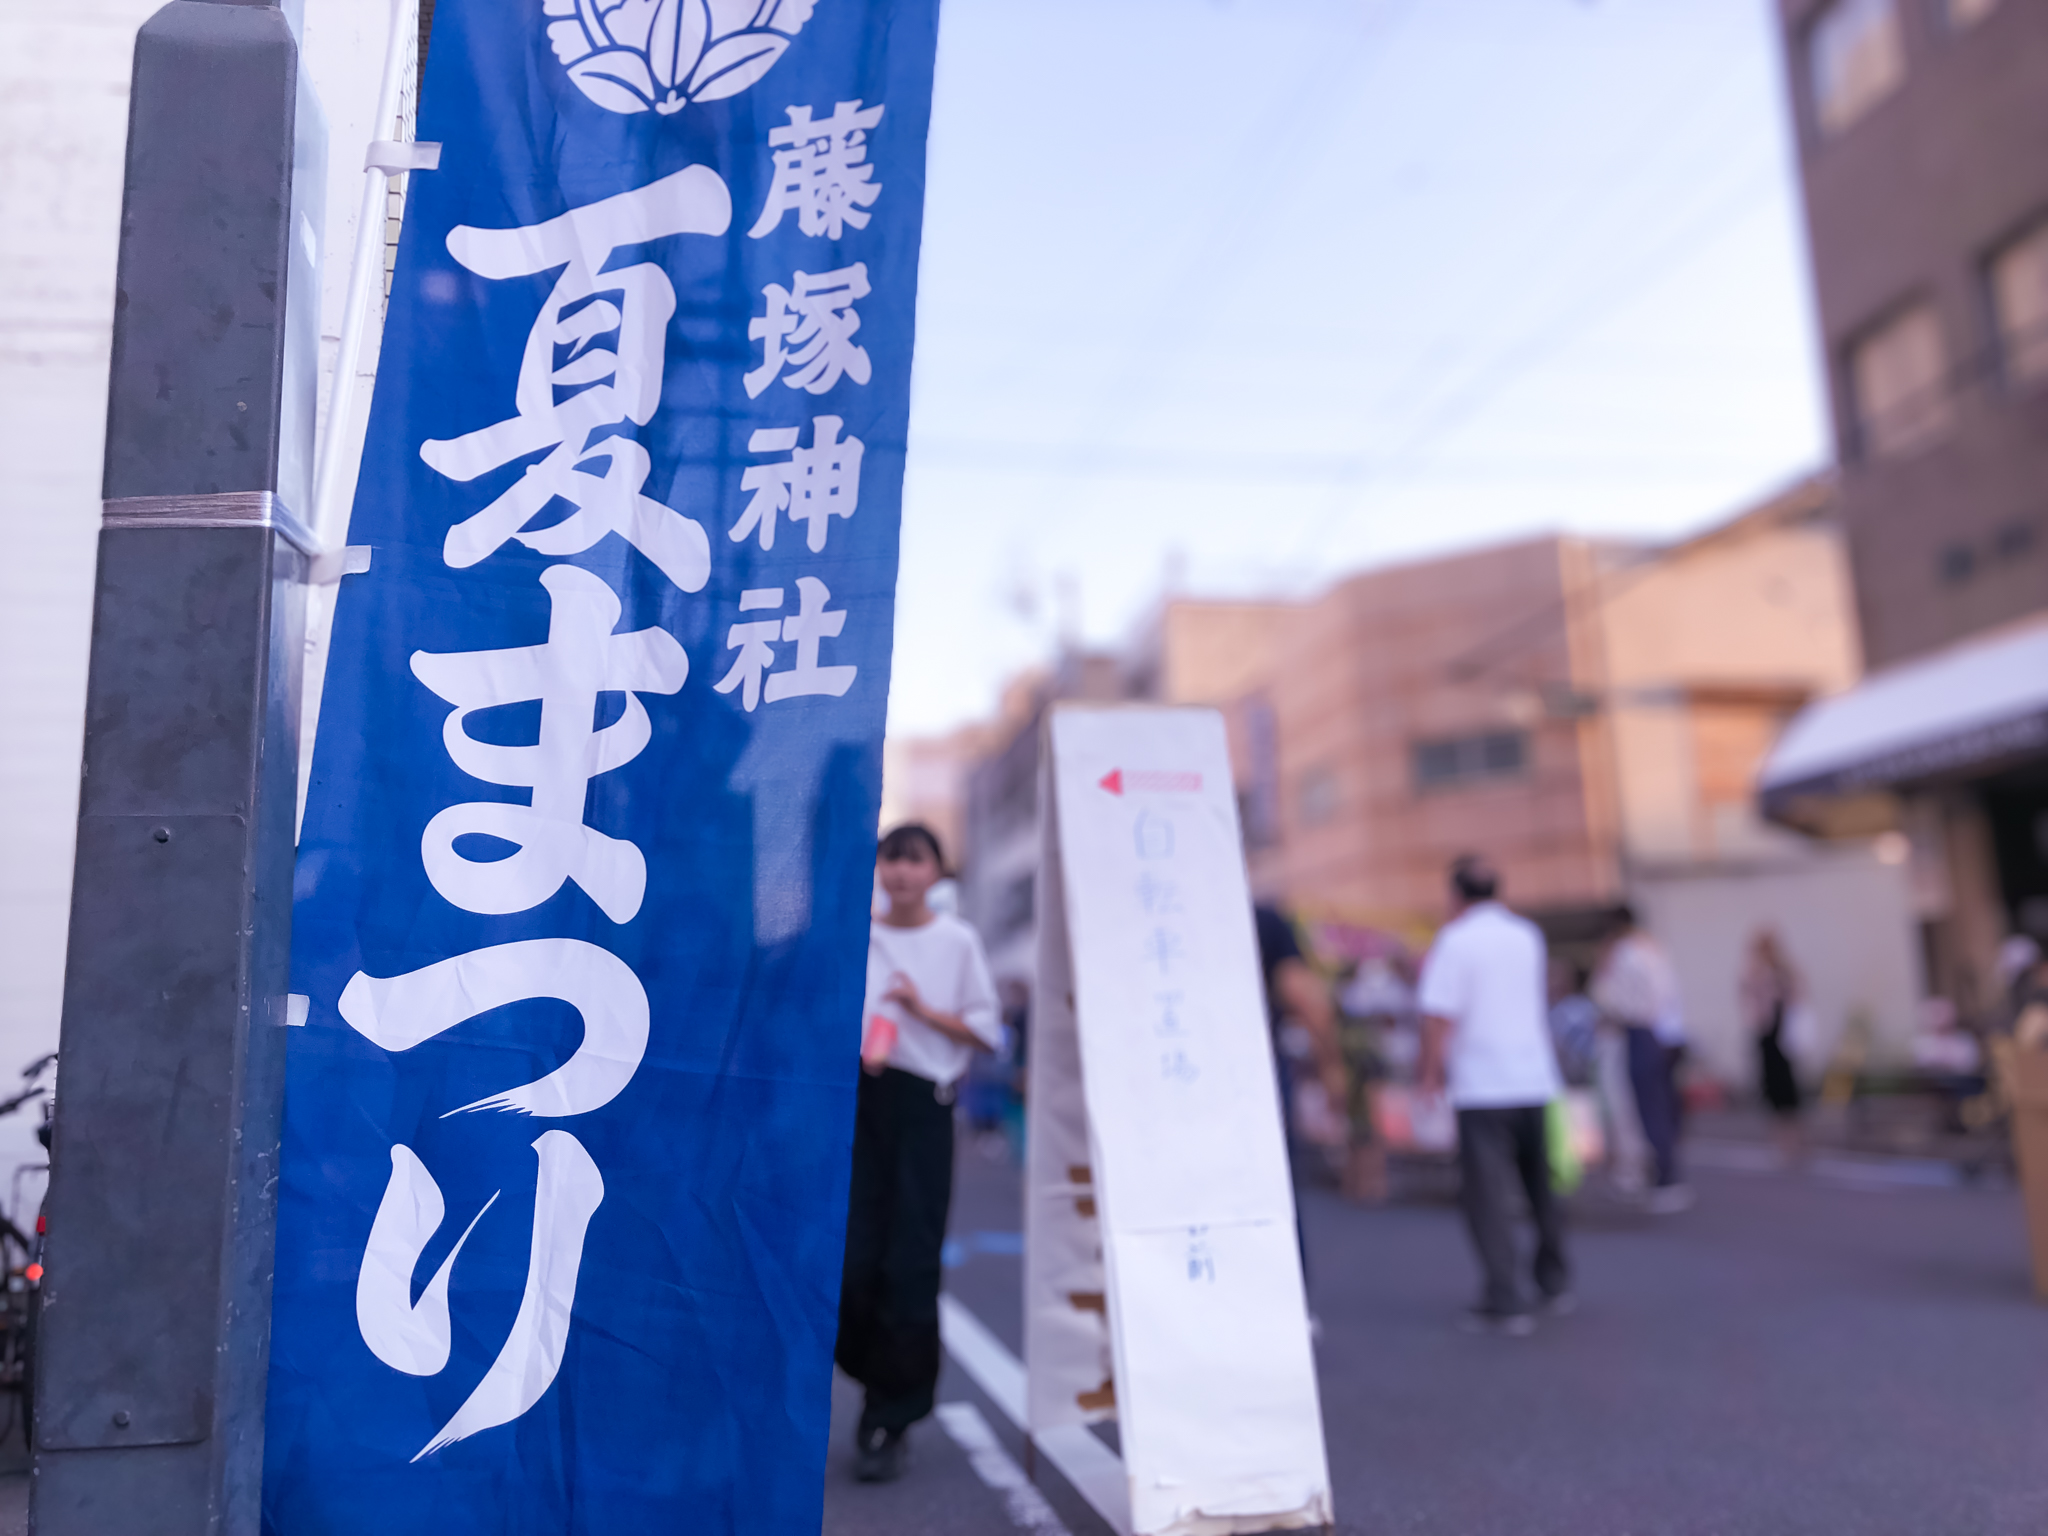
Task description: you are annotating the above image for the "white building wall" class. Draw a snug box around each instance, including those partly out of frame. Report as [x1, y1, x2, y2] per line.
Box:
[0, 0, 166, 1201]
[1633, 845, 1922, 1089]
[0, 0, 402, 1209]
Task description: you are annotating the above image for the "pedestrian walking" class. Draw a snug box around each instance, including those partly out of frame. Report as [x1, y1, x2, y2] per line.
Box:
[1255, 904, 1356, 1299]
[1546, 957, 1600, 1088]
[1337, 956, 1407, 1204]
[1742, 928, 1806, 1165]
[1416, 856, 1570, 1335]
[837, 824, 1001, 1484]
[1593, 906, 1692, 1212]
[1256, 904, 1353, 1162]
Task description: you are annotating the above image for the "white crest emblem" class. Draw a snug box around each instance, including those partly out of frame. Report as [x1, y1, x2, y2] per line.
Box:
[543, 0, 818, 118]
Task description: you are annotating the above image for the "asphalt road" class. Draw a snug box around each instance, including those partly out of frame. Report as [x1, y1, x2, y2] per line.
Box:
[826, 1131, 2048, 1536]
[0, 1133, 2037, 1534]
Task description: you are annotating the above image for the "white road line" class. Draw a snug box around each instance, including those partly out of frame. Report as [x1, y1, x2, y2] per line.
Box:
[936, 1402, 1074, 1536]
[938, 1292, 1133, 1536]
[937, 1292, 1026, 1422]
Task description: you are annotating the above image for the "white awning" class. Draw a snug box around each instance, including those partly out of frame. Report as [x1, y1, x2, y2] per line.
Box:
[1761, 613, 2048, 815]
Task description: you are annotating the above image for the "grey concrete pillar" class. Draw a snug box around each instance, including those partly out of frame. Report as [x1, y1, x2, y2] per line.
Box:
[32, 1, 323, 1531]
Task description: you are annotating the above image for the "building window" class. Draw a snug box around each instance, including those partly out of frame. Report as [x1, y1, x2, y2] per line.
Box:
[1989, 222, 2048, 389]
[1936, 522, 2037, 585]
[1412, 730, 1528, 793]
[1848, 303, 1953, 459]
[1296, 766, 1340, 828]
[1945, 0, 2001, 30]
[1809, 0, 1905, 137]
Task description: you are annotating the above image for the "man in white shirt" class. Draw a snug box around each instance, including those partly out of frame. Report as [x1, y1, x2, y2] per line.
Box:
[1592, 906, 1690, 1211]
[1417, 855, 1569, 1334]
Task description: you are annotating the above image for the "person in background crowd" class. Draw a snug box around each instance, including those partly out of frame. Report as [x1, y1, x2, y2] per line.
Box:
[1996, 934, 2042, 1001]
[838, 824, 1001, 1484]
[959, 989, 1016, 1157]
[1256, 905, 1352, 1159]
[996, 976, 1031, 1164]
[1593, 905, 1692, 1213]
[1999, 942, 2048, 1048]
[1256, 905, 1353, 1312]
[1546, 957, 1600, 1089]
[1742, 928, 1806, 1165]
[1580, 963, 1649, 1196]
[1417, 855, 1570, 1336]
[1337, 956, 1407, 1204]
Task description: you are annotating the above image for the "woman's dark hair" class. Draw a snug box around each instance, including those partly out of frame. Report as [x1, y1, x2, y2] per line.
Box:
[878, 822, 946, 872]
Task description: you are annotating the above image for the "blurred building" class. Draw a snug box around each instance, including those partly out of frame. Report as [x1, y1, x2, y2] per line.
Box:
[942, 605, 1292, 984]
[1764, 0, 2048, 1020]
[913, 481, 1919, 1084]
[1235, 479, 1915, 1083]
[878, 723, 995, 877]
[957, 654, 1125, 984]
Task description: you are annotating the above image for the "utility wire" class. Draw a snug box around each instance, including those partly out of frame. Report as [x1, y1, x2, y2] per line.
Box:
[948, 13, 1789, 545]
[907, 437, 1784, 484]
[1061, 0, 1429, 447]
[1278, 159, 1784, 565]
[1350, 53, 1771, 445]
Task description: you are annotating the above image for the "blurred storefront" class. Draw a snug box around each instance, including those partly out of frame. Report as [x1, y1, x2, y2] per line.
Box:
[1762, 617, 2048, 1021]
[1765, 0, 2048, 1021]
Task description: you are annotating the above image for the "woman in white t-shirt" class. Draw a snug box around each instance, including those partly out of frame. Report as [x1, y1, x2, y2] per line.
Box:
[835, 824, 999, 1484]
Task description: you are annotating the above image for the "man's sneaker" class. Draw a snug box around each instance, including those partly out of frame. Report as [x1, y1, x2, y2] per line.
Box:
[1538, 1290, 1579, 1319]
[854, 1427, 908, 1483]
[1460, 1307, 1536, 1338]
[1646, 1183, 1696, 1215]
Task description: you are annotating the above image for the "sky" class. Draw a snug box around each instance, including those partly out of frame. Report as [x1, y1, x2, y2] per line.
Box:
[890, 0, 1831, 737]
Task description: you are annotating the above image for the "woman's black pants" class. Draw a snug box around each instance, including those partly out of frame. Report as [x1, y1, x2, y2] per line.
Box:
[836, 1066, 954, 1436]
[1625, 1024, 1683, 1188]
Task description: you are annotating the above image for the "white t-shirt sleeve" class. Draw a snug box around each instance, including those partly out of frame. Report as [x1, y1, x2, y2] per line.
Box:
[956, 924, 1003, 1050]
[1416, 932, 1468, 1021]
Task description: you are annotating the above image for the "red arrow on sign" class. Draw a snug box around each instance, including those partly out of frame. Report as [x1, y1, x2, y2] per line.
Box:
[1098, 769, 1123, 796]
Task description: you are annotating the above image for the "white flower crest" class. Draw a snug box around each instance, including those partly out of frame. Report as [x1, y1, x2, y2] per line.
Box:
[543, 0, 818, 118]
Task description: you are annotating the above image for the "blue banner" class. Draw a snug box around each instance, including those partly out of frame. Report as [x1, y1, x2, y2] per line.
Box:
[264, 3, 938, 1529]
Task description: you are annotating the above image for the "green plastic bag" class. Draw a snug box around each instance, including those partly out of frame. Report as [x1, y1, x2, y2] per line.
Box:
[1546, 1097, 1583, 1195]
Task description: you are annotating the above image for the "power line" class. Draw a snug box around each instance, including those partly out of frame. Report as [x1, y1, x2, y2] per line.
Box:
[939, 8, 1796, 564]
[907, 436, 1787, 485]
[1351, 41, 1769, 429]
[1278, 159, 1784, 565]
[1061, 0, 1429, 445]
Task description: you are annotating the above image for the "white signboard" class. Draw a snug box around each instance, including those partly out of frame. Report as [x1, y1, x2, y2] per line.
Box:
[1025, 705, 1333, 1536]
